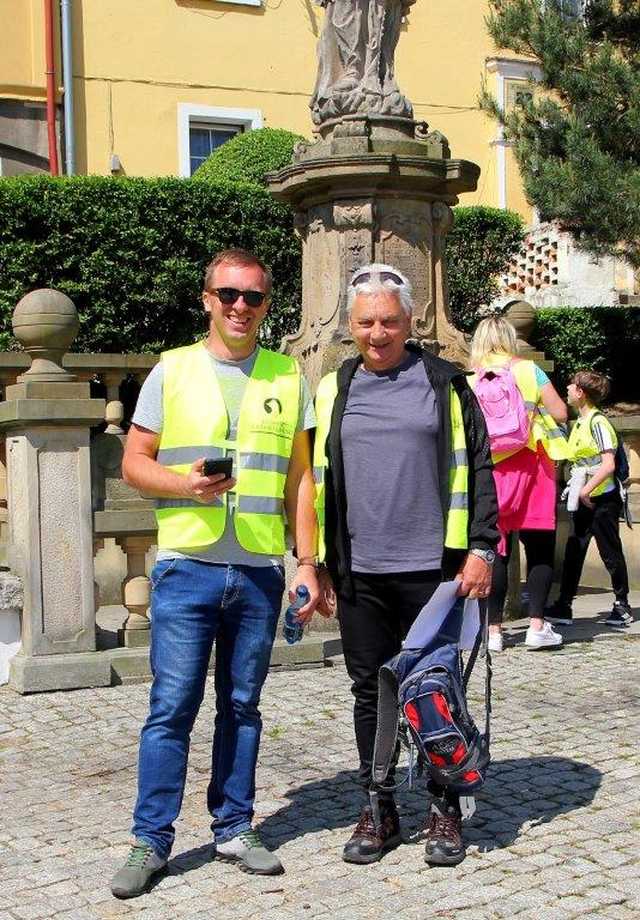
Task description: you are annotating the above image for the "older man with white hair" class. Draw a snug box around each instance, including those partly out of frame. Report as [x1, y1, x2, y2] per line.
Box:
[313, 264, 498, 867]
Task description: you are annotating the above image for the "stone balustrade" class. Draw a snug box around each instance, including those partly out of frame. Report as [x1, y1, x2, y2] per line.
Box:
[0, 346, 160, 648]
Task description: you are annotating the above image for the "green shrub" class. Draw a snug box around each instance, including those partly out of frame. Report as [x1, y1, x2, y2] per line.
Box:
[532, 307, 640, 403]
[446, 206, 526, 332]
[193, 128, 304, 186]
[0, 175, 301, 353]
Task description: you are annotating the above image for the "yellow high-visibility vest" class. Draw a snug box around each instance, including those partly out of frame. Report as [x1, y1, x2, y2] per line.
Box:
[568, 407, 617, 497]
[469, 356, 569, 464]
[155, 341, 300, 553]
[313, 371, 470, 561]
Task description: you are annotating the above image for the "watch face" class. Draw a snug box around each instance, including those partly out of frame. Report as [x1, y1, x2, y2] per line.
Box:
[474, 549, 495, 564]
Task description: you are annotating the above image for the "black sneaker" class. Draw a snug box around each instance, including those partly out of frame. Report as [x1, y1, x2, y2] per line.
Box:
[423, 800, 466, 867]
[343, 801, 401, 865]
[544, 599, 574, 625]
[605, 601, 633, 629]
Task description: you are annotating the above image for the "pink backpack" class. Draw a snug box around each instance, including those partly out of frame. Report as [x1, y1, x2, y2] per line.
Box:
[473, 362, 530, 454]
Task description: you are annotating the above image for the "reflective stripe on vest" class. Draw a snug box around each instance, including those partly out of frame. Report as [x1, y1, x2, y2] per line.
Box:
[567, 408, 617, 497]
[155, 342, 300, 553]
[313, 372, 469, 560]
[313, 372, 338, 563]
[446, 389, 469, 549]
[470, 356, 569, 463]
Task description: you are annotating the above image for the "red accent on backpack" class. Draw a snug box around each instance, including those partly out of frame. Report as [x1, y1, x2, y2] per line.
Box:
[404, 701, 421, 731]
[432, 692, 453, 723]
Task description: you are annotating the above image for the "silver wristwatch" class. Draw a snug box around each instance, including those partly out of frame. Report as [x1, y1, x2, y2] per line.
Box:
[469, 547, 496, 565]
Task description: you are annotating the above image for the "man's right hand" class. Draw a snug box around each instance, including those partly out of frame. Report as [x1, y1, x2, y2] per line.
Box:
[184, 458, 236, 503]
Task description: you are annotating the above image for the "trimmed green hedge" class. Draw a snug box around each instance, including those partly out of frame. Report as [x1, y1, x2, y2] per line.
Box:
[446, 206, 526, 333]
[0, 175, 301, 353]
[532, 307, 640, 403]
[193, 128, 304, 186]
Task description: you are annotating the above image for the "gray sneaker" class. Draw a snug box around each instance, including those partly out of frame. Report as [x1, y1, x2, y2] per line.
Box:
[111, 838, 167, 899]
[215, 828, 284, 875]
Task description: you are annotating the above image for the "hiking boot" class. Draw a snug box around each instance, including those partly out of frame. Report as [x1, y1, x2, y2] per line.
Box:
[215, 828, 283, 875]
[525, 621, 563, 649]
[544, 599, 574, 625]
[424, 800, 466, 866]
[110, 838, 167, 899]
[605, 601, 633, 629]
[343, 801, 401, 865]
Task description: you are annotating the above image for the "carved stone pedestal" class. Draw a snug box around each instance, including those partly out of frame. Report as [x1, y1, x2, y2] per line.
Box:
[267, 117, 480, 389]
[1, 290, 108, 692]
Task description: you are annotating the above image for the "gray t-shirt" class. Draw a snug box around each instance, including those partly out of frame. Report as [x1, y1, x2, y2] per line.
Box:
[342, 350, 444, 573]
[133, 347, 316, 567]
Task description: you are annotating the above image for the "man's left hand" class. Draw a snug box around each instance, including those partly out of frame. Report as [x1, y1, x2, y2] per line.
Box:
[288, 564, 320, 624]
[456, 552, 492, 599]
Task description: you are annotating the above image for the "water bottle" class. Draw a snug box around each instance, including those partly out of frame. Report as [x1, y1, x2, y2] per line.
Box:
[282, 585, 310, 645]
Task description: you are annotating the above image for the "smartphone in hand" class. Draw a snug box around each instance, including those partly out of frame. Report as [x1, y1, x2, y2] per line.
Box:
[203, 457, 233, 479]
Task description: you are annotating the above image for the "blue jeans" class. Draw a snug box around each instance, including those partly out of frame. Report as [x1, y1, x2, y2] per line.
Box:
[132, 558, 284, 858]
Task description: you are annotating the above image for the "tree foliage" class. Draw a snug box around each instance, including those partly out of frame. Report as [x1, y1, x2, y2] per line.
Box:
[193, 127, 305, 186]
[532, 305, 640, 403]
[0, 175, 301, 353]
[446, 206, 526, 332]
[482, 0, 640, 266]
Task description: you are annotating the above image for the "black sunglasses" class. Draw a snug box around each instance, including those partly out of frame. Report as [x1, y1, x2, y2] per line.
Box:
[212, 287, 267, 308]
[350, 270, 404, 287]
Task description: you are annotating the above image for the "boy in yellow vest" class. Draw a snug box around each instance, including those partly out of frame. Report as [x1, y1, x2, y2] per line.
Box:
[547, 370, 633, 629]
[111, 249, 320, 897]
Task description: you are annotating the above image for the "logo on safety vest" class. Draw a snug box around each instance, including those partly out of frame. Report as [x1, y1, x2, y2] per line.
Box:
[264, 398, 282, 416]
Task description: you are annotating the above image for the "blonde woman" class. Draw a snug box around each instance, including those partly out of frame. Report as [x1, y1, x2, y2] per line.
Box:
[469, 316, 569, 650]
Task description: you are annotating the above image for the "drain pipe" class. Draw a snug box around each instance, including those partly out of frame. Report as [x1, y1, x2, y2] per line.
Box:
[44, 0, 60, 175]
[60, 0, 75, 174]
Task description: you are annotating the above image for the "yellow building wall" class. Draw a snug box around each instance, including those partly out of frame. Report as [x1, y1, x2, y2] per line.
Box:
[1, 0, 534, 220]
[1, 0, 58, 100]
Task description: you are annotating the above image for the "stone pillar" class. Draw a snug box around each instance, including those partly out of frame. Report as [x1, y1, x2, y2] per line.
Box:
[0, 289, 108, 693]
[116, 534, 153, 647]
[267, 118, 480, 389]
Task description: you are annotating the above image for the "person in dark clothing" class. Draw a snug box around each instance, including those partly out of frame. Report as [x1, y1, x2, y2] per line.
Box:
[313, 264, 499, 867]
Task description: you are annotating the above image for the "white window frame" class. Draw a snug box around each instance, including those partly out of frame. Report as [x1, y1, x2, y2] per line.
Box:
[486, 58, 543, 210]
[177, 104, 263, 178]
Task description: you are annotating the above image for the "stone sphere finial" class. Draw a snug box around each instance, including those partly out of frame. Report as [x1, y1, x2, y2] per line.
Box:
[12, 288, 79, 382]
[504, 299, 535, 351]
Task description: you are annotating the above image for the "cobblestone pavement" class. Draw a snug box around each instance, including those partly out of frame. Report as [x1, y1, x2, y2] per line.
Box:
[1, 592, 639, 920]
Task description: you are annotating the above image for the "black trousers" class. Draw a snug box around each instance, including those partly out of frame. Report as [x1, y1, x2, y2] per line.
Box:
[488, 529, 556, 624]
[338, 570, 450, 802]
[559, 491, 629, 604]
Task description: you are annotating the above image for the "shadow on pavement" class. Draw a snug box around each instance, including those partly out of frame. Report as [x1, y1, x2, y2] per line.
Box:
[165, 843, 213, 878]
[403, 755, 602, 851]
[258, 756, 601, 854]
[505, 608, 639, 649]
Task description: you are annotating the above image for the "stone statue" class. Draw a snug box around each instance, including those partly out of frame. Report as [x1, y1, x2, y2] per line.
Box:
[310, 0, 415, 127]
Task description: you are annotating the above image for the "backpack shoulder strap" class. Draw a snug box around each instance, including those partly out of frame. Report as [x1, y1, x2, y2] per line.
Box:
[371, 665, 401, 786]
[462, 600, 492, 746]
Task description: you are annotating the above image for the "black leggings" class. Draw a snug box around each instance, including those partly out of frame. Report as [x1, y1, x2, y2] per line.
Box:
[488, 529, 555, 625]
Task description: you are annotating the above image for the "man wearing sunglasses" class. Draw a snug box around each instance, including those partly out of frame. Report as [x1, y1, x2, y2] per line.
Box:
[313, 263, 498, 868]
[111, 249, 320, 898]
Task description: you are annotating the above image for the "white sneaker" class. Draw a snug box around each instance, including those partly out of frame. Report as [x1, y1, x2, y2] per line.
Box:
[487, 631, 504, 653]
[525, 621, 563, 649]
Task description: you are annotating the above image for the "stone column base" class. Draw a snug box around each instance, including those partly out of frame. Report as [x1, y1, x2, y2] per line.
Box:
[117, 626, 150, 648]
[9, 651, 111, 694]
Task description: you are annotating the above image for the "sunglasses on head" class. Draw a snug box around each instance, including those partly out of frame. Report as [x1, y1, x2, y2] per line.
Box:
[350, 270, 404, 287]
[211, 287, 266, 308]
